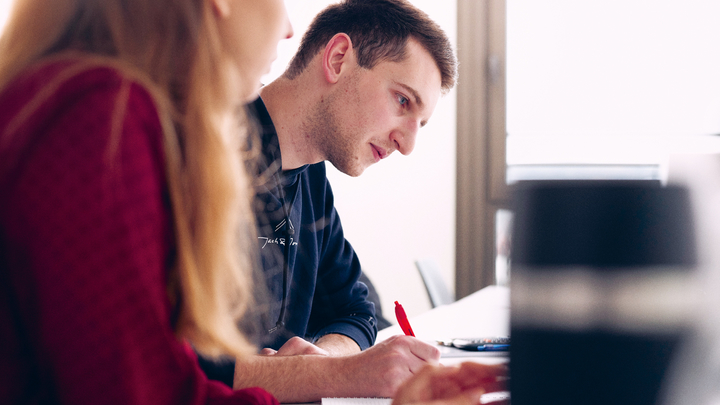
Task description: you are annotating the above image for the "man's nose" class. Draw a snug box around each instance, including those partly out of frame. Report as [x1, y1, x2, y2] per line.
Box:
[390, 120, 419, 156]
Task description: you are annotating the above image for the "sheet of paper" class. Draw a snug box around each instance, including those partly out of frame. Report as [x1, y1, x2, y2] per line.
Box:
[322, 392, 510, 405]
[481, 391, 510, 403]
[321, 398, 391, 405]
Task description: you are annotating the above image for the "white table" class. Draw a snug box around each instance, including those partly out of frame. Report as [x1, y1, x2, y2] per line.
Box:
[376, 285, 510, 366]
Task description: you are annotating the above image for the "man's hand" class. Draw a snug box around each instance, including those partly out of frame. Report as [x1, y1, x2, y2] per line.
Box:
[259, 336, 329, 356]
[392, 362, 509, 405]
[233, 335, 441, 402]
[340, 335, 442, 398]
[315, 333, 361, 356]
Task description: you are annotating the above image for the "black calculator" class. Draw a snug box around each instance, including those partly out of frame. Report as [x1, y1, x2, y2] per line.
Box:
[451, 337, 510, 351]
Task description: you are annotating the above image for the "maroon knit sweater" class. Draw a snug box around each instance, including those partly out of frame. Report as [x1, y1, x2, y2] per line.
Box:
[0, 59, 277, 405]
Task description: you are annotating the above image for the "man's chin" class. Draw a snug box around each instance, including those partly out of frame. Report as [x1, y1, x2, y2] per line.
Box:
[343, 167, 365, 178]
[331, 161, 366, 177]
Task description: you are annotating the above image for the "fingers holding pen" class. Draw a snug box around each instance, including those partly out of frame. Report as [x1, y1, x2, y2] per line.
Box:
[408, 337, 441, 366]
[392, 301, 440, 366]
[343, 335, 440, 397]
[377, 334, 440, 369]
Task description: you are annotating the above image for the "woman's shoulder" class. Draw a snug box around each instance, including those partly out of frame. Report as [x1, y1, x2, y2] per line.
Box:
[0, 54, 166, 183]
[0, 54, 162, 143]
[1, 54, 158, 116]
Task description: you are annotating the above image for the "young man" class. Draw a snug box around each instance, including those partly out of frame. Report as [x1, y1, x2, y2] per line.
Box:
[204, 0, 457, 402]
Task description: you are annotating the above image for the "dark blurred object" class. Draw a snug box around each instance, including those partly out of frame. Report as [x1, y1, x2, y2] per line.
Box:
[509, 180, 696, 405]
[511, 180, 695, 268]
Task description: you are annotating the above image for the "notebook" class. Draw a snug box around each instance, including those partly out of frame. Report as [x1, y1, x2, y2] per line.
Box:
[321, 391, 510, 405]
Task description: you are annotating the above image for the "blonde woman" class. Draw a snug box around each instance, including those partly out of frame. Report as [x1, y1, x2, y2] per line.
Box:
[0, 0, 291, 403]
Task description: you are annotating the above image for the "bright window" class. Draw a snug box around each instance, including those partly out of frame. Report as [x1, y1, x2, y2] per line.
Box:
[506, 0, 720, 181]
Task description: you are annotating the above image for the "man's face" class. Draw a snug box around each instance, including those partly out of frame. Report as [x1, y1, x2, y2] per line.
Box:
[308, 38, 443, 177]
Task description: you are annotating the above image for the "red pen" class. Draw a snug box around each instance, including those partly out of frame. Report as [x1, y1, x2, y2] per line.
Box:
[394, 301, 415, 337]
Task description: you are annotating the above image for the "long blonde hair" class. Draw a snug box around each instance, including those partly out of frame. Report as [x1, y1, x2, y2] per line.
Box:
[0, 0, 257, 357]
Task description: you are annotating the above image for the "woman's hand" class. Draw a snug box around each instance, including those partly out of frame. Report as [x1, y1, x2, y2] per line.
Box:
[392, 362, 508, 405]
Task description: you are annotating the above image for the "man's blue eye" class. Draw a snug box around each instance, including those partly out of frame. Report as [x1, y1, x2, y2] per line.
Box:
[397, 94, 408, 106]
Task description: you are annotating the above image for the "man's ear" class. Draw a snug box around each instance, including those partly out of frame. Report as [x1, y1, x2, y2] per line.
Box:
[321, 33, 354, 84]
[211, 0, 231, 18]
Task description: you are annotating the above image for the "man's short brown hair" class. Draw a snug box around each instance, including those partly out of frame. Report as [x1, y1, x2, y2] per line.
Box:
[284, 0, 457, 93]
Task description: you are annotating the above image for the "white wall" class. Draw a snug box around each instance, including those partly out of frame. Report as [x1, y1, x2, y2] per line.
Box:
[265, 0, 458, 320]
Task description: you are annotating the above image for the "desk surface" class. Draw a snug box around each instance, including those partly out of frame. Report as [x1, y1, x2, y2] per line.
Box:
[377, 285, 510, 365]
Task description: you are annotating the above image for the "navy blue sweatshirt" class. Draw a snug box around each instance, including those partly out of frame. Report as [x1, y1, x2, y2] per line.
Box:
[198, 97, 378, 386]
[246, 97, 377, 350]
